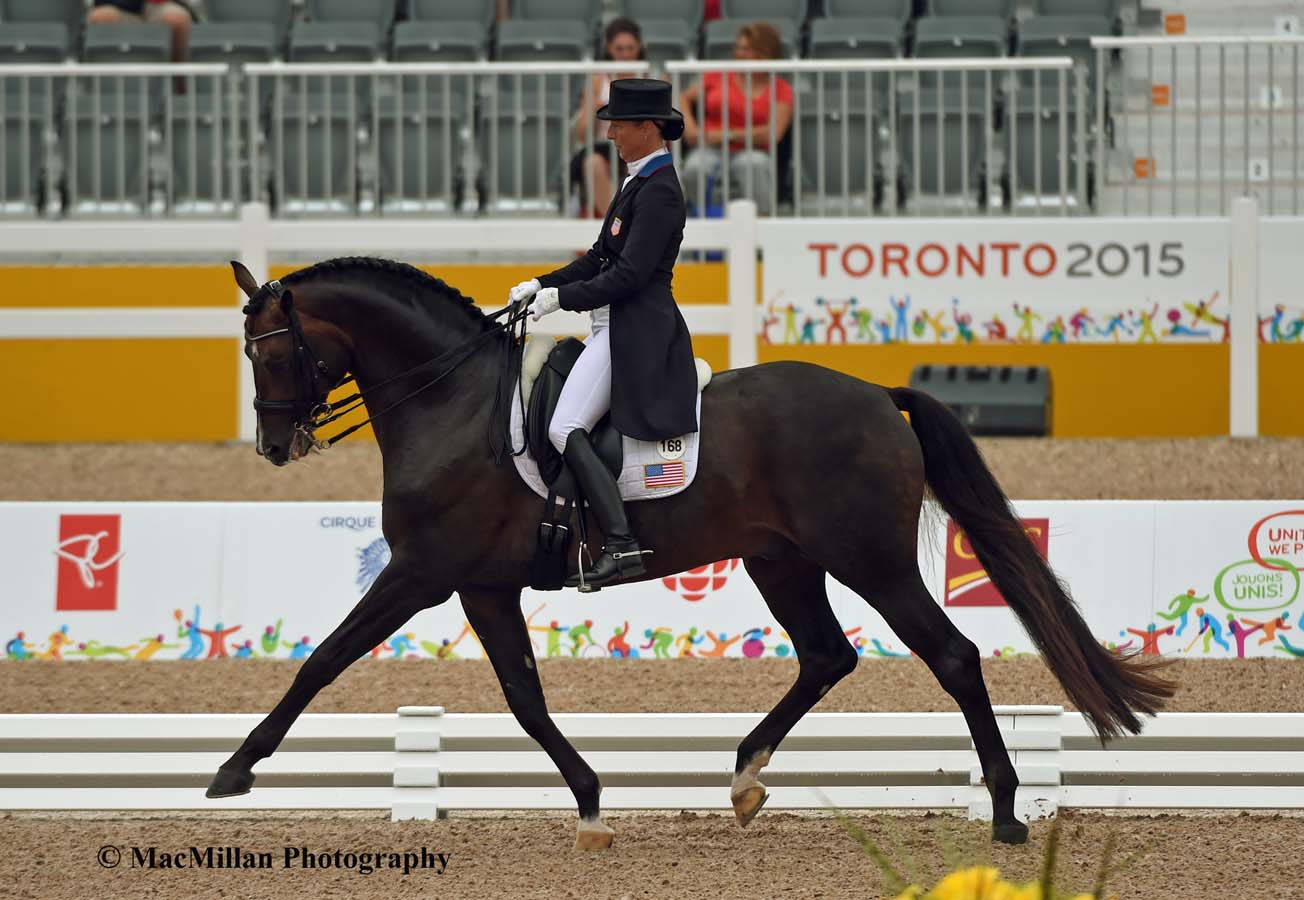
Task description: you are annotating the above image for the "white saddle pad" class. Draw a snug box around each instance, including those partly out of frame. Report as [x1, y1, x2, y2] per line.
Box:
[509, 335, 709, 503]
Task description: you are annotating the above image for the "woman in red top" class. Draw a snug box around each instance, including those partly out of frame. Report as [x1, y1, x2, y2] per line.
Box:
[678, 21, 794, 215]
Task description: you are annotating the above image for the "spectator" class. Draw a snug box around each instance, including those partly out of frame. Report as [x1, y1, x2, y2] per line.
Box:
[678, 21, 793, 215]
[88, 0, 195, 63]
[569, 18, 650, 217]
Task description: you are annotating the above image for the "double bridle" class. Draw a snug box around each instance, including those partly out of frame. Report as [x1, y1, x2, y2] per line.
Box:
[245, 278, 530, 453]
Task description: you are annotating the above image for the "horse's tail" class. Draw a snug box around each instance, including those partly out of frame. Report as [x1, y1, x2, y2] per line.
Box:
[888, 386, 1176, 740]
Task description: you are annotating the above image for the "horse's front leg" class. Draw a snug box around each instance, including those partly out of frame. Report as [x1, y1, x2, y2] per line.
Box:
[207, 557, 449, 798]
[460, 588, 611, 850]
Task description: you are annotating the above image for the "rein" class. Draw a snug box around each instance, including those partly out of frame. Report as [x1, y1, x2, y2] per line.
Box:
[246, 278, 530, 453]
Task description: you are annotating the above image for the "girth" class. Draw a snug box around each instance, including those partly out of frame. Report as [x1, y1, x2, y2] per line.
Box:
[524, 337, 623, 502]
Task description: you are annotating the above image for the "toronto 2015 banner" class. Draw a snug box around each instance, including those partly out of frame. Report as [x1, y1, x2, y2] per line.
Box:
[3, 501, 1303, 663]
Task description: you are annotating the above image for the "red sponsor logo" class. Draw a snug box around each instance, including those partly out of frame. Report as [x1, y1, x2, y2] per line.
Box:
[663, 558, 740, 602]
[55, 515, 123, 611]
[944, 518, 1048, 607]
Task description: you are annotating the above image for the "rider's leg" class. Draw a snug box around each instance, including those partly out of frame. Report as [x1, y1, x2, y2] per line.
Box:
[547, 329, 647, 589]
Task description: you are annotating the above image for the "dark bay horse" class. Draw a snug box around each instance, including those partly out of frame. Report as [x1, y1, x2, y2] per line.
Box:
[209, 256, 1174, 849]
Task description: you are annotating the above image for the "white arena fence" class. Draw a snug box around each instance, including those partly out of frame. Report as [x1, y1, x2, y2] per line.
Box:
[1, 39, 1300, 219]
[2, 707, 1302, 821]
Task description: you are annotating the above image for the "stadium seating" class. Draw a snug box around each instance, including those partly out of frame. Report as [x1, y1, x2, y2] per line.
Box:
[808, 17, 902, 60]
[1016, 14, 1109, 93]
[188, 23, 279, 66]
[83, 22, 171, 64]
[1005, 95, 1088, 207]
[0, 97, 44, 213]
[478, 107, 567, 213]
[0, 23, 69, 107]
[512, 0, 602, 22]
[912, 16, 1007, 58]
[271, 94, 358, 213]
[1035, 0, 1119, 23]
[924, 0, 1014, 19]
[167, 94, 235, 213]
[304, 0, 397, 35]
[795, 98, 878, 213]
[205, 0, 294, 45]
[0, 0, 83, 46]
[376, 94, 461, 214]
[409, 0, 497, 27]
[638, 20, 697, 65]
[703, 17, 798, 59]
[895, 88, 989, 210]
[719, 0, 808, 22]
[820, 0, 909, 20]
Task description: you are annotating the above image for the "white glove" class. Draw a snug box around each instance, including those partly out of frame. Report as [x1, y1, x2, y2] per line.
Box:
[529, 287, 561, 321]
[509, 278, 541, 304]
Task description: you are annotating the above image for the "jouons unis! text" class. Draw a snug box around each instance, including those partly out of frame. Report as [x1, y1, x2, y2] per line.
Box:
[806, 241, 1187, 280]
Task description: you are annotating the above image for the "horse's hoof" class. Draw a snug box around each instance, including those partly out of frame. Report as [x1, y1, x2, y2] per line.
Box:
[206, 765, 255, 799]
[574, 818, 615, 851]
[731, 785, 769, 828]
[992, 821, 1029, 845]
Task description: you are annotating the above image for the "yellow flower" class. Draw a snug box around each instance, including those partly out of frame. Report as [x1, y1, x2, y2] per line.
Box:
[931, 867, 1004, 899]
[887, 887, 924, 900]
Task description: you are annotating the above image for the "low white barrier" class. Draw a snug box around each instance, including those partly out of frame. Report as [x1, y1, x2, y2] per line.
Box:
[2, 708, 1301, 821]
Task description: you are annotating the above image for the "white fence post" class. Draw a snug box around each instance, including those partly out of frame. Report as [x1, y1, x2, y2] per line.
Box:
[237, 203, 272, 443]
[392, 705, 444, 821]
[726, 199, 758, 370]
[1229, 196, 1260, 438]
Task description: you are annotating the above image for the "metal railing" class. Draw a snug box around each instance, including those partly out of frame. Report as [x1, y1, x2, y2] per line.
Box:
[1092, 35, 1304, 216]
[666, 57, 1088, 218]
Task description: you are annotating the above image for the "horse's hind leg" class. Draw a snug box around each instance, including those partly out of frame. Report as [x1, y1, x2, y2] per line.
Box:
[208, 559, 445, 798]
[731, 553, 858, 827]
[835, 563, 1027, 845]
[460, 588, 610, 851]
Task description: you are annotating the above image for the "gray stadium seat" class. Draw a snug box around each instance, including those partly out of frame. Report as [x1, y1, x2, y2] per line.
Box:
[819, 0, 908, 20]
[496, 20, 587, 113]
[377, 96, 460, 213]
[0, 97, 46, 213]
[67, 108, 150, 213]
[719, 0, 807, 22]
[616, 0, 702, 25]
[703, 18, 798, 59]
[289, 22, 381, 62]
[1035, 0, 1118, 21]
[1016, 15, 1109, 93]
[478, 108, 566, 213]
[0, 0, 82, 44]
[83, 22, 171, 63]
[271, 96, 358, 213]
[808, 17, 901, 59]
[188, 23, 279, 66]
[912, 16, 1007, 58]
[511, 0, 601, 22]
[305, 0, 397, 34]
[895, 89, 989, 209]
[393, 20, 485, 62]
[0, 23, 69, 106]
[206, 0, 293, 44]
[925, 0, 1013, 18]
[796, 101, 878, 213]
[638, 20, 696, 65]
[409, 0, 496, 27]
[1006, 97, 1087, 207]
[167, 95, 236, 213]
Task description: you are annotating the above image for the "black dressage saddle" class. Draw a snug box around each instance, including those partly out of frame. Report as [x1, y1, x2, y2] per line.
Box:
[524, 337, 624, 501]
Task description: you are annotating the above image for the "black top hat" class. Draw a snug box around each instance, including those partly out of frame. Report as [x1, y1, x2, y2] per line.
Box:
[596, 78, 685, 141]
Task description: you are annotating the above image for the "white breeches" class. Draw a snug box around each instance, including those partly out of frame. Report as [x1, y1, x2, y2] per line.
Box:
[548, 325, 612, 453]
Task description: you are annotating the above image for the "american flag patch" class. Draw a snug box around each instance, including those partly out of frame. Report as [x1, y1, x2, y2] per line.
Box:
[643, 462, 685, 488]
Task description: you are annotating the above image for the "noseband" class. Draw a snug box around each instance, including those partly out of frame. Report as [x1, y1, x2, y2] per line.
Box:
[245, 278, 530, 452]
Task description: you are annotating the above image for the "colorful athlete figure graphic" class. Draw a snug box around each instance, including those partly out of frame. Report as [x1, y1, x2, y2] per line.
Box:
[261, 619, 284, 656]
[1187, 607, 1231, 654]
[782, 304, 801, 344]
[641, 627, 674, 659]
[6, 631, 33, 660]
[1133, 303, 1160, 343]
[36, 625, 72, 661]
[951, 299, 974, 344]
[1098, 311, 1132, 342]
[673, 626, 705, 657]
[741, 626, 771, 659]
[1124, 623, 1175, 656]
[1068, 308, 1094, 340]
[134, 634, 176, 660]
[916, 308, 950, 341]
[850, 306, 874, 342]
[1226, 616, 1266, 659]
[176, 606, 204, 660]
[283, 636, 314, 659]
[699, 630, 741, 658]
[420, 625, 475, 660]
[1157, 589, 1205, 636]
[1241, 612, 1292, 646]
[199, 621, 241, 659]
[1164, 307, 1211, 339]
[817, 298, 853, 344]
[760, 296, 783, 345]
[982, 315, 1008, 342]
[890, 295, 911, 342]
[1185, 291, 1229, 342]
[72, 640, 138, 659]
[799, 317, 818, 344]
[1013, 303, 1041, 342]
[232, 640, 255, 658]
[1040, 316, 1067, 344]
[568, 619, 597, 657]
[607, 621, 636, 658]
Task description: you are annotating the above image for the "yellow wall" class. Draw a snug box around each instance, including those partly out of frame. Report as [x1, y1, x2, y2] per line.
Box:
[2, 263, 1299, 440]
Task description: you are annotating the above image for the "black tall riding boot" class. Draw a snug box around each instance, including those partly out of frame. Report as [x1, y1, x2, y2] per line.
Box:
[561, 428, 651, 591]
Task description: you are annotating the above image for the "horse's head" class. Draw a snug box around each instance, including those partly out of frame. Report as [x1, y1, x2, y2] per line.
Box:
[233, 261, 351, 466]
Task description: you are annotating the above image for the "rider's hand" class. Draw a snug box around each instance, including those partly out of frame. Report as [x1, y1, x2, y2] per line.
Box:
[509, 278, 541, 304]
[529, 287, 561, 321]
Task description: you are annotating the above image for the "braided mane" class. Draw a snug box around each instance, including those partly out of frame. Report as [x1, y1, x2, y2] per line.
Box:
[243, 257, 488, 329]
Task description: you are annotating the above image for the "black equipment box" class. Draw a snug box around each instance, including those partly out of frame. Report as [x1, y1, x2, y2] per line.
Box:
[907, 365, 1052, 436]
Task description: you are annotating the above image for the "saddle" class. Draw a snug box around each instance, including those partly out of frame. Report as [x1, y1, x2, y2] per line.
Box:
[524, 337, 623, 501]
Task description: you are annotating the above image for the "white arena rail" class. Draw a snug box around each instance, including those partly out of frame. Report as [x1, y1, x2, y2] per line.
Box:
[2, 707, 1301, 821]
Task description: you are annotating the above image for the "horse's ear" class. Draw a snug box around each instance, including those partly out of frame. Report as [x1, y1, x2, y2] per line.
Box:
[278, 288, 294, 315]
[230, 261, 260, 299]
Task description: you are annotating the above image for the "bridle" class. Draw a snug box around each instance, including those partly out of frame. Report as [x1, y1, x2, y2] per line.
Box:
[245, 278, 530, 453]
